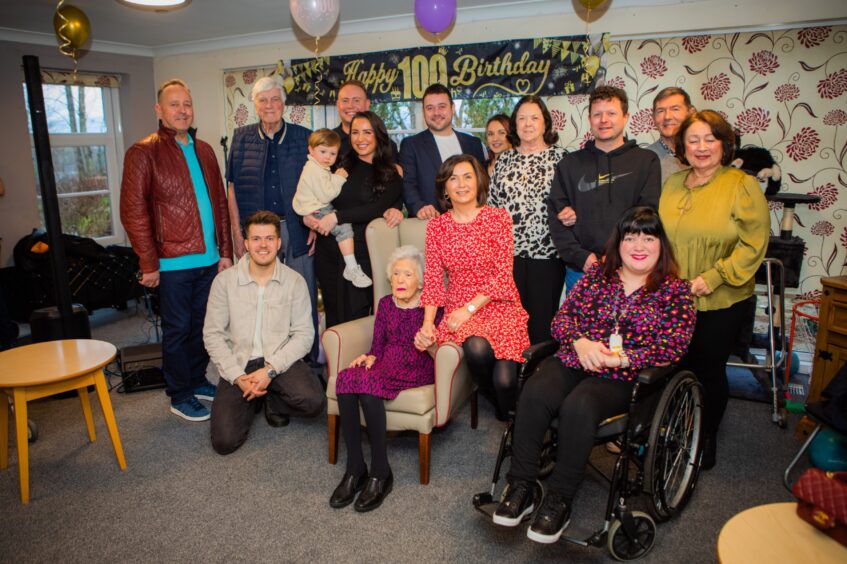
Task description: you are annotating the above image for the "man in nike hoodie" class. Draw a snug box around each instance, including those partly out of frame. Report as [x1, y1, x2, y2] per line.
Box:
[548, 85, 661, 290]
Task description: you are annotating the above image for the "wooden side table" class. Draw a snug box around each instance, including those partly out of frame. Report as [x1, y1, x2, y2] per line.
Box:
[0, 339, 126, 503]
[718, 502, 847, 563]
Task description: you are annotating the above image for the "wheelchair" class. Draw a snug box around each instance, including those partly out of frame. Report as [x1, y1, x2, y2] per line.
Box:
[473, 341, 704, 561]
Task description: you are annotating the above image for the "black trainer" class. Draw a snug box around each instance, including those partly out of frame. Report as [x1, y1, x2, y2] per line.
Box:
[527, 491, 571, 544]
[493, 480, 535, 527]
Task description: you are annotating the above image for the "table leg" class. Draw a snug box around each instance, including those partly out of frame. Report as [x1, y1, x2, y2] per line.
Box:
[78, 386, 96, 442]
[93, 369, 126, 470]
[0, 393, 8, 469]
[13, 389, 29, 504]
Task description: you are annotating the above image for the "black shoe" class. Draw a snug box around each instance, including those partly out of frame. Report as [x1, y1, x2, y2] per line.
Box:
[330, 470, 368, 508]
[527, 491, 571, 544]
[354, 470, 393, 512]
[264, 402, 290, 428]
[493, 480, 535, 526]
[701, 434, 716, 470]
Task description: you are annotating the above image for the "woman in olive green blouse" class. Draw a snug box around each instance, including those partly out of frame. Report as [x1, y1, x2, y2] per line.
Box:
[658, 110, 770, 470]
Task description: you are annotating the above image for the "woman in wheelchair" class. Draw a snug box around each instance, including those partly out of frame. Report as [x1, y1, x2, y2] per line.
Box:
[416, 154, 530, 420]
[493, 206, 696, 544]
[330, 246, 442, 512]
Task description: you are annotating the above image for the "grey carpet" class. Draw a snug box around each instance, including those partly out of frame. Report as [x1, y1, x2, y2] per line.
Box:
[1, 306, 801, 563]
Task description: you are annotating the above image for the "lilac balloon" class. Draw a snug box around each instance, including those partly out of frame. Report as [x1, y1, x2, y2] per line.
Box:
[415, 0, 457, 34]
[290, 0, 340, 38]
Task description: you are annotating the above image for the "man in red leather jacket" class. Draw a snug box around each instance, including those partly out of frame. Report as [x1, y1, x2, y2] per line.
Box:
[120, 79, 233, 422]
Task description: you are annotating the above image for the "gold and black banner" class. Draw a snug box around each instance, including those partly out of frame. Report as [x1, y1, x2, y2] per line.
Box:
[284, 34, 607, 104]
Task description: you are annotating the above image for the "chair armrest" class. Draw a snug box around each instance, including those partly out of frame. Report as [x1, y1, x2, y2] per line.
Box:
[637, 365, 677, 385]
[433, 341, 474, 427]
[321, 317, 376, 381]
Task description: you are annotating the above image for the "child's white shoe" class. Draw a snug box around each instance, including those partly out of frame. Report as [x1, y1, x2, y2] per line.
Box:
[343, 264, 373, 288]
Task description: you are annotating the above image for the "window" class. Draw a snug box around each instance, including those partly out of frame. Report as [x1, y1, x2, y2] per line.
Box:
[23, 76, 125, 245]
[374, 98, 519, 148]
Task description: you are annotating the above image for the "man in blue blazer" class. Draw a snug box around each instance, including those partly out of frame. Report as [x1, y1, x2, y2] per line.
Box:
[398, 84, 486, 220]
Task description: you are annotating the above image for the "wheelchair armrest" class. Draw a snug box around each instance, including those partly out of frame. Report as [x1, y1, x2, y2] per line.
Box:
[519, 340, 559, 388]
[637, 365, 677, 385]
[522, 340, 559, 363]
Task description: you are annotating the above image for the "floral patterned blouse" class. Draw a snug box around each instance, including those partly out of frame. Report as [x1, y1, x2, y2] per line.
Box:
[552, 263, 696, 382]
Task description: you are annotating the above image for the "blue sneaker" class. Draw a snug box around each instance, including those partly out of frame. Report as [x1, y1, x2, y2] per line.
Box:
[194, 383, 216, 402]
[170, 397, 210, 422]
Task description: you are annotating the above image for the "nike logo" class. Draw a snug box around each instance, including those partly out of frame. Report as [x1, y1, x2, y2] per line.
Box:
[577, 171, 634, 192]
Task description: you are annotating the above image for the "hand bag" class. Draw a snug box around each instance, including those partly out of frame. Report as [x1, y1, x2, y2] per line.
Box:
[792, 467, 847, 547]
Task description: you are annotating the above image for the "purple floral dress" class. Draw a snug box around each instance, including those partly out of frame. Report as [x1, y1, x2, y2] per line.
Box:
[553, 263, 696, 382]
[336, 295, 444, 400]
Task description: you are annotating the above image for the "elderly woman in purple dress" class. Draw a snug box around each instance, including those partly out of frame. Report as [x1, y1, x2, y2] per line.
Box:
[329, 245, 443, 513]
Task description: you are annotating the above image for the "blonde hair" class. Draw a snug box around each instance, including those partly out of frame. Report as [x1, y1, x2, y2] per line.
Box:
[309, 128, 341, 149]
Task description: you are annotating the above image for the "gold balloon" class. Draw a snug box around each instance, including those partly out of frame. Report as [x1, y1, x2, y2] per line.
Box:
[53, 5, 91, 51]
[578, 0, 607, 8]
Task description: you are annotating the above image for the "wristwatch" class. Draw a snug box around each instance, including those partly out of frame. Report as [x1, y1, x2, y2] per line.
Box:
[265, 363, 278, 379]
[466, 303, 477, 313]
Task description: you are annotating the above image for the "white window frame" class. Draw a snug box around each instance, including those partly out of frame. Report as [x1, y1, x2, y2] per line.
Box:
[28, 84, 125, 246]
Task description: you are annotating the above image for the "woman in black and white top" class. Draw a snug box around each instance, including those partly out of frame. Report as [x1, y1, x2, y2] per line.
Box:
[489, 95, 567, 344]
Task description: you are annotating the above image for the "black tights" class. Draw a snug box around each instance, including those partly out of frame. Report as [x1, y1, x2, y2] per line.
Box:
[462, 336, 518, 418]
[337, 393, 390, 479]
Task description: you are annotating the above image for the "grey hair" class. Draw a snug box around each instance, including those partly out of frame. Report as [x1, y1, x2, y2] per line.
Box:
[386, 244, 424, 286]
[250, 75, 287, 103]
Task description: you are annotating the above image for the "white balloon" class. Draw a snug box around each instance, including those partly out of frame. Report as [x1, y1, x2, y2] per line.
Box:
[290, 0, 340, 38]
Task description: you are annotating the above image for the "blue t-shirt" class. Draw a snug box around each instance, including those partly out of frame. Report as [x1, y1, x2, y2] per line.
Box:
[159, 135, 220, 272]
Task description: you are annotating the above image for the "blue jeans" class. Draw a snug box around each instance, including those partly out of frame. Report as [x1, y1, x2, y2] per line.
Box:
[159, 264, 218, 404]
[565, 267, 584, 294]
[279, 220, 320, 363]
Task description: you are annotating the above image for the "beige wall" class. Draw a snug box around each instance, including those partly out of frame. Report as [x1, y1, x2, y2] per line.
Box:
[154, 0, 847, 167]
[0, 40, 154, 266]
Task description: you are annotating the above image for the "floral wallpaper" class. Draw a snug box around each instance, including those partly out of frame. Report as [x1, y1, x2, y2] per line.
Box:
[223, 65, 312, 142]
[223, 24, 845, 299]
[546, 25, 847, 300]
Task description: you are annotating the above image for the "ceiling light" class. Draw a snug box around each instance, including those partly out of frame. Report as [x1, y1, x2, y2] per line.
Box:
[116, 0, 192, 12]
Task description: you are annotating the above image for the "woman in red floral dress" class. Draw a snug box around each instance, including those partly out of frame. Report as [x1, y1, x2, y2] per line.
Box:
[417, 154, 530, 419]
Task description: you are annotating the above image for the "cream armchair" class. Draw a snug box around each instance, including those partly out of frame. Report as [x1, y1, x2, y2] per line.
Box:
[322, 217, 477, 484]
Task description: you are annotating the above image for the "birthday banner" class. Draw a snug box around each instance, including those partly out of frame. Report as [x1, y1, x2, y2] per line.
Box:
[284, 34, 608, 105]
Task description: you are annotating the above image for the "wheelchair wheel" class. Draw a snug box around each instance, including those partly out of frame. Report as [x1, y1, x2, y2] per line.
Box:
[644, 371, 703, 522]
[607, 511, 656, 561]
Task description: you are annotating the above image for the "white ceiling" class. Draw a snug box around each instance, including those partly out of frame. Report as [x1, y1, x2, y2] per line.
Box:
[0, 0, 581, 55]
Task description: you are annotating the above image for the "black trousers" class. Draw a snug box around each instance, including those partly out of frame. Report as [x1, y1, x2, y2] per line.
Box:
[314, 226, 373, 329]
[508, 357, 633, 502]
[210, 359, 325, 455]
[513, 256, 565, 344]
[680, 299, 749, 437]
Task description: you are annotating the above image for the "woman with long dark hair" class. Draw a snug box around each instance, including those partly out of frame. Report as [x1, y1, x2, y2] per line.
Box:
[485, 113, 512, 175]
[309, 111, 403, 327]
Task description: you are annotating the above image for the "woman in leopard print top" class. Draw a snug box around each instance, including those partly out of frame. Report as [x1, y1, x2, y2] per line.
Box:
[489, 95, 567, 344]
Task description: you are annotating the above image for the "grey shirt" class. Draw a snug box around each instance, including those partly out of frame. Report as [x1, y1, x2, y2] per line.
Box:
[647, 139, 688, 186]
[204, 257, 314, 383]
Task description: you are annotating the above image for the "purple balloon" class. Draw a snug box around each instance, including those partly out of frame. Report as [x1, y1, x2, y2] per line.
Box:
[415, 0, 457, 34]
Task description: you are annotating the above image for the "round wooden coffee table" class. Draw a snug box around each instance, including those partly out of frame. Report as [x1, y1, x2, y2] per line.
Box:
[0, 339, 126, 503]
[718, 502, 847, 563]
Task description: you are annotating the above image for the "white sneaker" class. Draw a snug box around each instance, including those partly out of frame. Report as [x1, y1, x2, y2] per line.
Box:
[343, 264, 373, 288]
